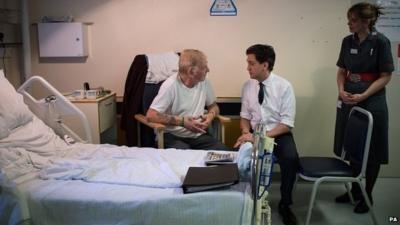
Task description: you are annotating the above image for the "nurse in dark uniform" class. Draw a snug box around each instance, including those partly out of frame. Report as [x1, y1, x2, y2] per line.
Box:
[334, 2, 394, 214]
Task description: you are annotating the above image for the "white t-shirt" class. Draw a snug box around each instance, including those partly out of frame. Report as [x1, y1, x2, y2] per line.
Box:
[240, 73, 296, 132]
[150, 74, 216, 138]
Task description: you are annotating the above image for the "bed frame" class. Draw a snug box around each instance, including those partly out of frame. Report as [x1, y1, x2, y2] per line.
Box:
[15, 75, 273, 225]
[17, 76, 92, 143]
[251, 124, 274, 225]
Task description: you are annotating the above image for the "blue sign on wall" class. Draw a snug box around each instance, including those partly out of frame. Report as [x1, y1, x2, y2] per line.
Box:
[210, 0, 237, 16]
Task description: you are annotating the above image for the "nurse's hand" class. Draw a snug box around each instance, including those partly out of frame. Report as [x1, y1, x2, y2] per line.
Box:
[339, 90, 354, 104]
[348, 93, 367, 104]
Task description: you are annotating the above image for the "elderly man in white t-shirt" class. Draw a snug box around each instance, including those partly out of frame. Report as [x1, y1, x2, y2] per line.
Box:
[146, 49, 228, 150]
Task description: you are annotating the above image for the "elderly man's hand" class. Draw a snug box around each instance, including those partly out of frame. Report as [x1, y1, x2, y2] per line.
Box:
[183, 117, 207, 134]
[195, 114, 213, 131]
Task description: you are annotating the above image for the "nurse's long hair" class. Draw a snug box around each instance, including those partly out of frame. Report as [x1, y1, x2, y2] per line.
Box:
[348, 2, 384, 30]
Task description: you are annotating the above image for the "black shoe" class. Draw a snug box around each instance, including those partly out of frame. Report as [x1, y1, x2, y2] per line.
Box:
[354, 198, 372, 214]
[335, 192, 362, 203]
[278, 203, 298, 225]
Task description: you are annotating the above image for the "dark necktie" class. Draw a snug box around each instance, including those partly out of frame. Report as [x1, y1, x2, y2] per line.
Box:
[258, 82, 264, 105]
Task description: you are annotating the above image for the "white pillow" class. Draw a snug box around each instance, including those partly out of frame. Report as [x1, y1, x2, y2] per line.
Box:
[0, 70, 33, 138]
[0, 116, 10, 139]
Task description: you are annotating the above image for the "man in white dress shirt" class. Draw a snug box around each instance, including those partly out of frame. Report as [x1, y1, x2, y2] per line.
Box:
[234, 44, 299, 225]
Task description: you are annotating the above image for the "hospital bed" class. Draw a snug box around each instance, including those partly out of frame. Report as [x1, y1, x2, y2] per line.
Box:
[0, 74, 272, 225]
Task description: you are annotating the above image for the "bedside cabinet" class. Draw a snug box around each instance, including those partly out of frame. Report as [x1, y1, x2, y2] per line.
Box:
[69, 92, 117, 144]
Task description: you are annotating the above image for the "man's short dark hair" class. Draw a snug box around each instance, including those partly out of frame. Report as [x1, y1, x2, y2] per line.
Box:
[246, 44, 275, 71]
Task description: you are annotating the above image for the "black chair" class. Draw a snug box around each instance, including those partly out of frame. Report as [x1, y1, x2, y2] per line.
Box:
[135, 82, 165, 148]
[120, 54, 148, 147]
[298, 106, 378, 225]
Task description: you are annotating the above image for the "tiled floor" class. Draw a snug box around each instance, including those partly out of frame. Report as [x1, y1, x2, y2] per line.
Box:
[267, 178, 400, 225]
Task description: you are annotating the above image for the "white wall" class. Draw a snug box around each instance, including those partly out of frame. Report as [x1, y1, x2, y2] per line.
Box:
[27, 0, 400, 177]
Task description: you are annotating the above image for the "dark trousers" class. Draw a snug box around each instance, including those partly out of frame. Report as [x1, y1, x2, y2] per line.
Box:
[350, 162, 381, 202]
[274, 132, 299, 206]
[164, 133, 230, 151]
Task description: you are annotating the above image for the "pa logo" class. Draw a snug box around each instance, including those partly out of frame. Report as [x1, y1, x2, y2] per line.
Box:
[389, 216, 398, 222]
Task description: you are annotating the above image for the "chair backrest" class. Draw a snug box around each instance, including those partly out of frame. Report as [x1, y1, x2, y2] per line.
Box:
[142, 83, 163, 115]
[121, 54, 148, 146]
[140, 82, 163, 147]
[139, 53, 180, 147]
[121, 52, 179, 147]
[342, 106, 373, 178]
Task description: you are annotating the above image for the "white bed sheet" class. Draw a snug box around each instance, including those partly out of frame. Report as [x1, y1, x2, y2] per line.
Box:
[22, 178, 252, 225]
[1, 116, 253, 225]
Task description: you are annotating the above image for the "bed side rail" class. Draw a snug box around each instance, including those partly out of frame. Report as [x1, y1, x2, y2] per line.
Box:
[17, 76, 93, 143]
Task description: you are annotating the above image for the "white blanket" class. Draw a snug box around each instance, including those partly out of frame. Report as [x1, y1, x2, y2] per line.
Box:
[40, 146, 207, 188]
[0, 115, 215, 188]
[0, 116, 72, 186]
[1, 115, 253, 190]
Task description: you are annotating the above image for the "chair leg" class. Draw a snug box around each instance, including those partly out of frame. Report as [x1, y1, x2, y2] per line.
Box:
[305, 180, 321, 225]
[345, 182, 355, 204]
[156, 130, 164, 149]
[137, 123, 141, 147]
[357, 180, 379, 225]
[221, 123, 225, 144]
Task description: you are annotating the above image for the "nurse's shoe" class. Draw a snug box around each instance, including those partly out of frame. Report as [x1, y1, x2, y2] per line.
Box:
[335, 192, 361, 203]
[354, 198, 373, 214]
